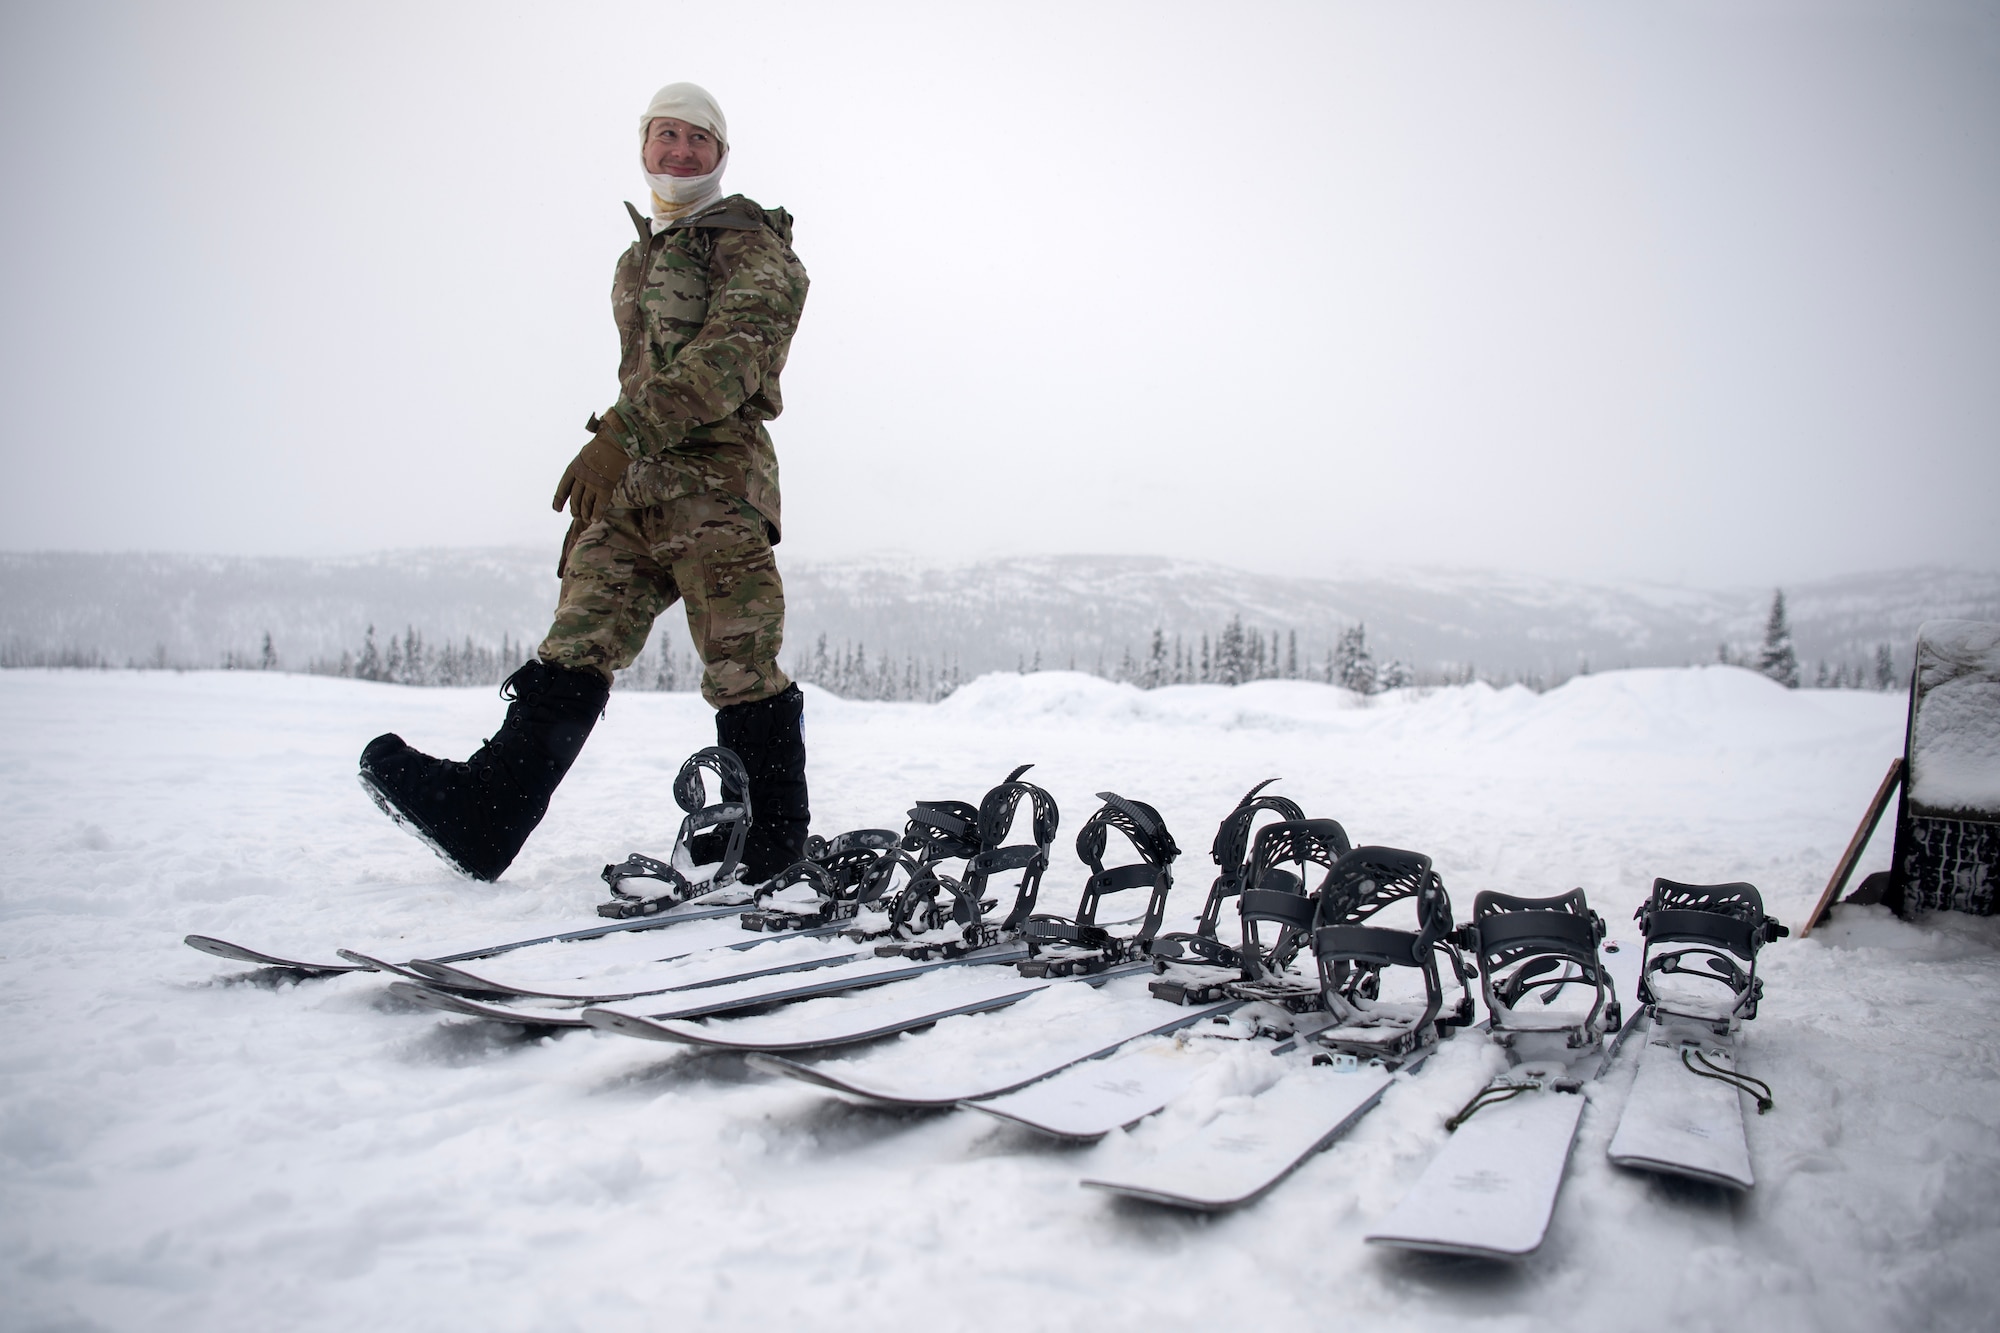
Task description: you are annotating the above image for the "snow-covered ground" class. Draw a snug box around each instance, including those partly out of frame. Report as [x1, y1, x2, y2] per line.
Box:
[3, 666, 1996, 1332]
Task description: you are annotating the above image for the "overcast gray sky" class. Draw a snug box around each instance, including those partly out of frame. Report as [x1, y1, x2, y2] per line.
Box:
[2, 0, 1995, 587]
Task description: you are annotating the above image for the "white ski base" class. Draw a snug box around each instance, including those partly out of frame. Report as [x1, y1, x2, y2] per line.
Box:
[1366, 1086, 1586, 1258]
[1081, 1064, 1393, 1210]
[1607, 1024, 1755, 1190]
[584, 965, 1056, 1051]
[971, 1037, 1229, 1140]
[751, 989, 1237, 1108]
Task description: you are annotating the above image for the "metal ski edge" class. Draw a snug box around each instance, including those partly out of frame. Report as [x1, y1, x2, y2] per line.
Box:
[748, 998, 1244, 1109]
[1079, 1067, 1399, 1212]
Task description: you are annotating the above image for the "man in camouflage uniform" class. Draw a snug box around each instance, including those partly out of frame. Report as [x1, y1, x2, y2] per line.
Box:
[359, 82, 813, 884]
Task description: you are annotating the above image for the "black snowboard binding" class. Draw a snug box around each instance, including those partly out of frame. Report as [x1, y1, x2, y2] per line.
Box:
[596, 747, 752, 918]
[739, 828, 905, 933]
[1020, 792, 1180, 977]
[1147, 779, 1306, 986]
[1456, 892, 1624, 1072]
[1633, 878, 1787, 1032]
[358, 659, 609, 882]
[1149, 807, 1347, 1006]
[878, 764, 1058, 960]
[1306, 846, 1474, 1064]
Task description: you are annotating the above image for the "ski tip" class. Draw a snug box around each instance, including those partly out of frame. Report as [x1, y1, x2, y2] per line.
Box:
[333, 949, 391, 972]
[1077, 1178, 1237, 1212]
[182, 935, 360, 974]
[1363, 1232, 1546, 1259]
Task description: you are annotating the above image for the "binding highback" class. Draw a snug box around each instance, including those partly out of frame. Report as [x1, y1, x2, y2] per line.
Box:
[1308, 847, 1465, 1050]
[959, 764, 1060, 944]
[1147, 780, 1307, 971]
[1634, 879, 1787, 1025]
[1023, 792, 1179, 969]
[1238, 818, 1354, 983]
[901, 799, 982, 865]
[1456, 888, 1619, 1040]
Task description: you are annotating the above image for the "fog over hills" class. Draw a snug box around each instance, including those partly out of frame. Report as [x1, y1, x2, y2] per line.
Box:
[2, 549, 1995, 684]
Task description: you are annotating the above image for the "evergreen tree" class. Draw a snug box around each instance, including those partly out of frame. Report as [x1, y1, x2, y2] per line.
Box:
[1217, 616, 1246, 686]
[1874, 642, 1897, 692]
[1336, 623, 1377, 695]
[259, 632, 277, 671]
[1757, 590, 1800, 689]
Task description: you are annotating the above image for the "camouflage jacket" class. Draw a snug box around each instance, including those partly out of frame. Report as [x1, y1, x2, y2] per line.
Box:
[605, 194, 809, 541]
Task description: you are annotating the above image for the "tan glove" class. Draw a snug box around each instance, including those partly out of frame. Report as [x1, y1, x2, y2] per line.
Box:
[552, 410, 633, 527]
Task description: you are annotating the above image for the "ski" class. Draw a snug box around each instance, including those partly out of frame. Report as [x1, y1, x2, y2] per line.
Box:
[972, 1006, 1323, 1141]
[1080, 1060, 1396, 1210]
[1366, 887, 1635, 1258]
[182, 936, 368, 976]
[185, 897, 747, 979]
[378, 924, 863, 1000]
[397, 939, 1025, 1028]
[1605, 1019, 1756, 1189]
[1081, 834, 1475, 1209]
[747, 978, 1240, 1107]
[1605, 878, 1785, 1190]
[584, 952, 1129, 1052]
[388, 981, 597, 1028]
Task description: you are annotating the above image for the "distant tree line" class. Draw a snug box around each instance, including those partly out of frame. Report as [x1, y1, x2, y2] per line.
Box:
[306, 626, 525, 687]
[1716, 590, 1904, 692]
[4, 595, 1910, 699]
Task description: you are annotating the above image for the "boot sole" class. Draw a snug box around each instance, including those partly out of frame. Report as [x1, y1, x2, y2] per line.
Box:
[357, 770, 498, 882]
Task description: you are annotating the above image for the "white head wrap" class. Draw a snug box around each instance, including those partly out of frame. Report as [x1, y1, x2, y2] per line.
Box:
[639, 82, 729, 229]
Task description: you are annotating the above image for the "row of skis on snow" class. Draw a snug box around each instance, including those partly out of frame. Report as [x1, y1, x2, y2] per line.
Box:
[188, 747, 1789, 1258]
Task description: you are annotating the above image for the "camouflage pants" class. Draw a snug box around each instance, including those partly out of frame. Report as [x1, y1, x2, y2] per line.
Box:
[538, 492, 792, 709]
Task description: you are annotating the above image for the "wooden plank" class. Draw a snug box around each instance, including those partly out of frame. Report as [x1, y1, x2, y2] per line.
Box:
[1800, 757, 1903, 937]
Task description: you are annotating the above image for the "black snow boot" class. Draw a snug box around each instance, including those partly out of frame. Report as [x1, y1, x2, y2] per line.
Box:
[358, 659, 610, 881]
[715, 682, 811, 883]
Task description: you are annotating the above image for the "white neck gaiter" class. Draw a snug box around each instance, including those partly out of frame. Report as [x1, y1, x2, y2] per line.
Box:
[646, 150, 729, 231]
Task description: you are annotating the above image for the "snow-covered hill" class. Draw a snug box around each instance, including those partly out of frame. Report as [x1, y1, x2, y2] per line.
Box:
[3, 665, 1996, 1332]
[3, 549, 1995, 681]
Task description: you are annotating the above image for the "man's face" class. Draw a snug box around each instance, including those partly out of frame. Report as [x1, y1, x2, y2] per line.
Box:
[644, 117, 722, 177]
